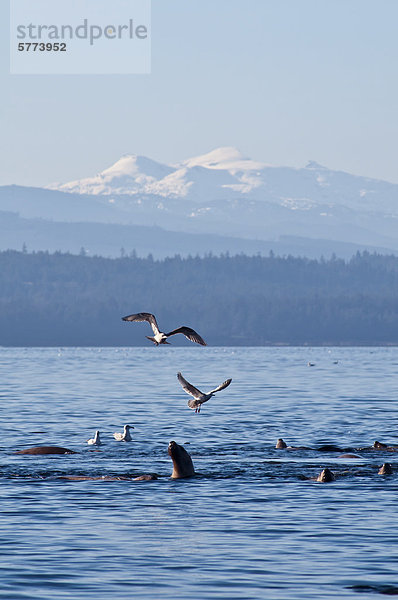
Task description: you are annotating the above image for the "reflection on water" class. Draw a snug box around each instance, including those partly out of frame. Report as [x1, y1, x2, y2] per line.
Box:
[0, 347, 397, 600]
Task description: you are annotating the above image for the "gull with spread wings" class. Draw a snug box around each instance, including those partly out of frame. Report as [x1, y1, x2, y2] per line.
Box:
[122, 312, 206, 346]
[177, 372, 232, 413]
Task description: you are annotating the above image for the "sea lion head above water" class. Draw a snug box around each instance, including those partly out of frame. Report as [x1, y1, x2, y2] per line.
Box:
[15, 446, 77, 455]
[373, 441, 388, 450]
[378, 463, 393, 475]
[316, 468, 335, 483]
[168, 441, 195, 479]
[275, 438, 287, 449]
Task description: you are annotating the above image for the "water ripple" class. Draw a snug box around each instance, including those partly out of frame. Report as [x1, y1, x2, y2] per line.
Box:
[0, 347, 397, 599]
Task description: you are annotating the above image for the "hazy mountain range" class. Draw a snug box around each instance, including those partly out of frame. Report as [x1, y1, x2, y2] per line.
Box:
[1, 147, 398, 257]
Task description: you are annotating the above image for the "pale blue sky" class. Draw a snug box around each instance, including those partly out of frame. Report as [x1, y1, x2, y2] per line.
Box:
[1, 0, 398, 186]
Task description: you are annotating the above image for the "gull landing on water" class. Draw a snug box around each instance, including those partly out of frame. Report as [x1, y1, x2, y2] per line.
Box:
[87, 430, 102, 445]
[177, 372, 232, 413]
[121, 312, 206, 346]
[113, 424, 134, 442]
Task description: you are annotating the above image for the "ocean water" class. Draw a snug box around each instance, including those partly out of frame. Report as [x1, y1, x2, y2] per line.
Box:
[0, 346, 397, 600]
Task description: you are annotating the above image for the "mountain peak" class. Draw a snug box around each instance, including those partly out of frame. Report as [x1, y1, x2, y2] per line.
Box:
[181, 147, 266, 171]
[102, 154, 173, 179]
[305, 160, 328, 170]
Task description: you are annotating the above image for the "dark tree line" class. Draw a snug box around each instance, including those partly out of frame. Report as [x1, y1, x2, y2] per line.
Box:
[0, 249, 398, 346]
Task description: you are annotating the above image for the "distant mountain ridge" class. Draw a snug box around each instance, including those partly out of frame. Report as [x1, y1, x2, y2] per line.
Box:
[48, 146, 398, 215]
[1, 147, 398, 256]
[1, 210, 394, 259]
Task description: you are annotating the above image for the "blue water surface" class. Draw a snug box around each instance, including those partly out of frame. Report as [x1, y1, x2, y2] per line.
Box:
[0, 346, 397, 600]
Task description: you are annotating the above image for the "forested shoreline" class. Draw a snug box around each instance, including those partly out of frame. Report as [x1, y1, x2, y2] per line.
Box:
[1, 249, 398, 346]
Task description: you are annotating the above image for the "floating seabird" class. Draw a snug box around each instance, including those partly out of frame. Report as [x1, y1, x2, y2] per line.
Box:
[87, 430, 102, 445]
[177, 372, 232, 413]
[121, 312, 206, 346]
[113, 424, 134, 442]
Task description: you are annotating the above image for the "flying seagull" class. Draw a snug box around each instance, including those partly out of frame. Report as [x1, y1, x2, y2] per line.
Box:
[121, 312, 206, 346]
[113, 424, 134, 442]
[177, 372, 232, 413]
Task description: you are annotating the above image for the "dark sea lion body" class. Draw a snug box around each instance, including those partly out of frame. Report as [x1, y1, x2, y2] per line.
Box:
[373, 441, 388, 450]
[378, 463, 393, 475]
[316, 468, 335, 482]
[338, 453, 362, 459]
[61, 474, 158, 481]
[133, 474, 158, 481]
[168, 441, 195, 479]
[372, 441, 398, 452]
[16, 446, 77, 455]
[317, 445, 344, 453]
[277, 441, 347, 452]
[275, 438, 312, 450]
[275, 438, 287, 449]
[61, 475, 130, 481]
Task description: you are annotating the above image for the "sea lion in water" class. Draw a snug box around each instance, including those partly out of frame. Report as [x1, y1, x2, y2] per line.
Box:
[316, 468, 335, 482]
[275, 439, 312, 451]
[276, 440, 344, 452]
[338, 453, 362, 459]
[133, 474, 158, 481]
[317, 445, 343, 453]
[372, 441, 398, 452]
[373, 441, 388, 450]
[275, 438, 287, 449]
[16, 446, 77, 455]
[378, 463, 393, 475]
[168, 441, 195, 478]
[60, 474, 158, 481]
[61, 475, 130, 481]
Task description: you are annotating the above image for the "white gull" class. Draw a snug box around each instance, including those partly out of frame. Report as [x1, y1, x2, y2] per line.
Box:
[113, 424, 134, 442]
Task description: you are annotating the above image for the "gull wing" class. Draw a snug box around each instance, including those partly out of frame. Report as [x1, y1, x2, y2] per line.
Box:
[177, 372, 204, 400]
[166, 326, 206, 346]
[121, 312, 160, 335]
[209, 378, 232, 394]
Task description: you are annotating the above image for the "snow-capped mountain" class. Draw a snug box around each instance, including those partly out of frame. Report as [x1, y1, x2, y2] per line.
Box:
[49, 146, 398, 216]
[50, 147, 266, 198]
[1, 147, 397, 256]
